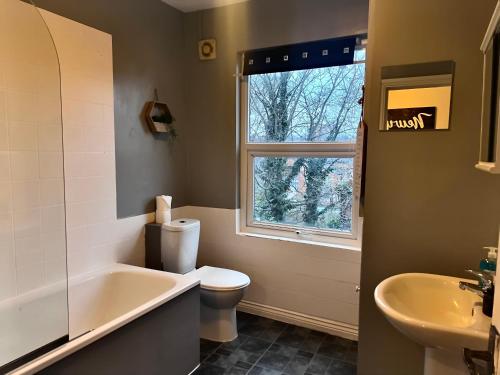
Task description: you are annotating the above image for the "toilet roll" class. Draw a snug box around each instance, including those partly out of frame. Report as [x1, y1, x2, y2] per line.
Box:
[156, 195, 172, 224]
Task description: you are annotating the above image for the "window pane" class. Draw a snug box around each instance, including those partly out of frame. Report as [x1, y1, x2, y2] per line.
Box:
[253, 156, 353, 233]
[354, 48, 366, 62]
[248, 64, 364, 143]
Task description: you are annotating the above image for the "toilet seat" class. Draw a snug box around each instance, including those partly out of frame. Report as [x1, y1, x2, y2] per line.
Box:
[193, 266, 250, 291]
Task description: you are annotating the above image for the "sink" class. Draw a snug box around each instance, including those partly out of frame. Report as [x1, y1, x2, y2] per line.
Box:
[375, 273, 490, 350]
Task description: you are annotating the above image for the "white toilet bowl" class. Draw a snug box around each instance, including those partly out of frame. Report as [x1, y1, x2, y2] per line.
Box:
[191, 266, 250, 342]
[161, 219, 251, 342]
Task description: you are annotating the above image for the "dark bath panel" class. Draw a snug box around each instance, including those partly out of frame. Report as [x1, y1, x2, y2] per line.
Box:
[38, 286, 200, 375]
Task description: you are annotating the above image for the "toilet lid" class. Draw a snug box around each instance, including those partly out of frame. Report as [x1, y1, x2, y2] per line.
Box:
[194, 266, 250, 291]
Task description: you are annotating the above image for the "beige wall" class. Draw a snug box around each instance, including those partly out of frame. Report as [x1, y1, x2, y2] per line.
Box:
[358, 0, 500, 374]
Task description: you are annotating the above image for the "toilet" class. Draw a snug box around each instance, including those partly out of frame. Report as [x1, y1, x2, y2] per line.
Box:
[161, 218, 250, 342]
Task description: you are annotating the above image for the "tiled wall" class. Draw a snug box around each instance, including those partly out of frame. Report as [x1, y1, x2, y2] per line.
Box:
[0, 0, 66, 300]
[0, 3, 155, 303]
[40, 10, 154, 286]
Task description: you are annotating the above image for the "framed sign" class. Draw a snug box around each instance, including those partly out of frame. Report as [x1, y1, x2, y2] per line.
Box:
[379, 61, 454, 132]
[386, 106, 436, 131]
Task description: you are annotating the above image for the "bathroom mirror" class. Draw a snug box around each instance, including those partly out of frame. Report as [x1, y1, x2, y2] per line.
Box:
[379, 62, 454, 132]
[476, 1, 500, 173]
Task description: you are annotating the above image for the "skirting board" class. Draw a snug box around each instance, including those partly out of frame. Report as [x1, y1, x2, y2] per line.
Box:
[237, 300, 358, 341]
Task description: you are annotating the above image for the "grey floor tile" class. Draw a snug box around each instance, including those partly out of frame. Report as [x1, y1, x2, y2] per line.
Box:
[201, 312, 358, 375]
[201, 338, 221, 355]
[257, 344, 298, 371]
[228, 349, 262, 365]
[249, 366, 283, 375]
[306, 355, 332, 375]
[283, 350, 314, 375]
[276, 325, 311, 348]
[196, 363, 226, 375]
[317, 336, 356, 361]
[239, 322, 267, 338]
[259, 322, 288, 342]
[205, 353, 235, 369]
[240, 337, 272, 355]
[234, 360, 253, 370]
[326, 359, 356, 375]
[226, 367, 248, 375]
[221, 335, 249, 351]
[299, 331, 326, 353]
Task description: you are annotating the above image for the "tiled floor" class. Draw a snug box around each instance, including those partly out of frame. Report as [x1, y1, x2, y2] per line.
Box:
[196, 312, 357, 375]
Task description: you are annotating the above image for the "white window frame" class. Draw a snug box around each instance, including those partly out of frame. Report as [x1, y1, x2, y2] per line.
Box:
[238, 64, 364, 245]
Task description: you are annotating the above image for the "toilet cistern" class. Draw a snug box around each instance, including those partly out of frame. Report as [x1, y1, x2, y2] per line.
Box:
[161, 218, 251, 342]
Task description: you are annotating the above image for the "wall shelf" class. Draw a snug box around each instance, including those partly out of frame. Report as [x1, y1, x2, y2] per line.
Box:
[145, 101, 174, 133]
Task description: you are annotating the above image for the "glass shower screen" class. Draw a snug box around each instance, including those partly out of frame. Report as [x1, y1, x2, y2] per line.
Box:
[0, 0, 68, 371]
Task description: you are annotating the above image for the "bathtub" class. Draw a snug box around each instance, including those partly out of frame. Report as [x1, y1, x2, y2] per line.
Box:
[9, 263, 200, 375]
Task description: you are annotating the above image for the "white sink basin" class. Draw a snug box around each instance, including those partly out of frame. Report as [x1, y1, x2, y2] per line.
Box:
[374, 273, 491, 351]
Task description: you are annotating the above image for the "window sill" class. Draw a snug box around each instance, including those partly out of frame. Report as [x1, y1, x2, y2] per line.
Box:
[236, 227, 362, 252]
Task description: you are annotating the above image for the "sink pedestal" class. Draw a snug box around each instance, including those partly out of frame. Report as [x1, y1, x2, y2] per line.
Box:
[424, 348, 469, 375]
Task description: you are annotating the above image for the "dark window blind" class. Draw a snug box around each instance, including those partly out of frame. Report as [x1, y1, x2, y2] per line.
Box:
[242, 35, 358, 76]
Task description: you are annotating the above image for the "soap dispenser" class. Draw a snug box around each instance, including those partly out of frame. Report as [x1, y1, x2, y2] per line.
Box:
[480, 246, 498, 272]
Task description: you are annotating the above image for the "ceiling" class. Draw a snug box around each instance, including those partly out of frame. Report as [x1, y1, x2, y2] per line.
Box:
[161, 0, 249, 13]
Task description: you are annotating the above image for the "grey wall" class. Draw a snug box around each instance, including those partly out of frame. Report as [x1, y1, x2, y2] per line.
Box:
[35, 0, 190, 217]
[358, 0, 500, 374]
[34, 0, 369, 215]
[183, 0, 369, 208]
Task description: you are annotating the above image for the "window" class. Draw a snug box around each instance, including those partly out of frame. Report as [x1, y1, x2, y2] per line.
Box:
[239, 38, 366, 244]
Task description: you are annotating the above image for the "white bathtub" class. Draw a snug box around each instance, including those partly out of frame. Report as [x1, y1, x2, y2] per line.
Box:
[9, 263, 199, 375]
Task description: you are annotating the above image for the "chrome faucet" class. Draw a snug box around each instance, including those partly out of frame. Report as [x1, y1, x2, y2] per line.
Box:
[459, 269, 495, 317]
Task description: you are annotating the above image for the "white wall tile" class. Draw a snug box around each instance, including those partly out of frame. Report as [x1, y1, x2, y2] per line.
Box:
[64, 152, 87, 178]
[63, 99, 104, 127]
[10, 151, 38, 180]
[16, 262, 44, 295]
[0, 263, 16, 300]
[39, 152, 63, 179]
[41, 230, 66, 260]
[87, 221, 116, 247]
[0, 151, 10, 180]
[6, 91, 38, 123]
[14, 234, 42, 268]
[0, 212, 13, 247]
[44, 257, 67, 284]
[66, 226, 89, 255]
[0, 181, 11, 213]
[36, 95, 61, 126]
[89, 199, 116, 223]
[0, 91, 6, 123]
[85, 127, 114, 152]
[37, 126, 62, 151]
[63, 126, 87, 152]
[8, 123, 37, 150]
[13, 208, 40, 239]
[11, 180, 40, 211]
[41, 205, 65, 234]
[64, 178, 88, 203]
[0, 123, 8, 150]
[39, 178, 64, 206]
[66, 202, 87, 228]
[3, 61, 40, 92]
